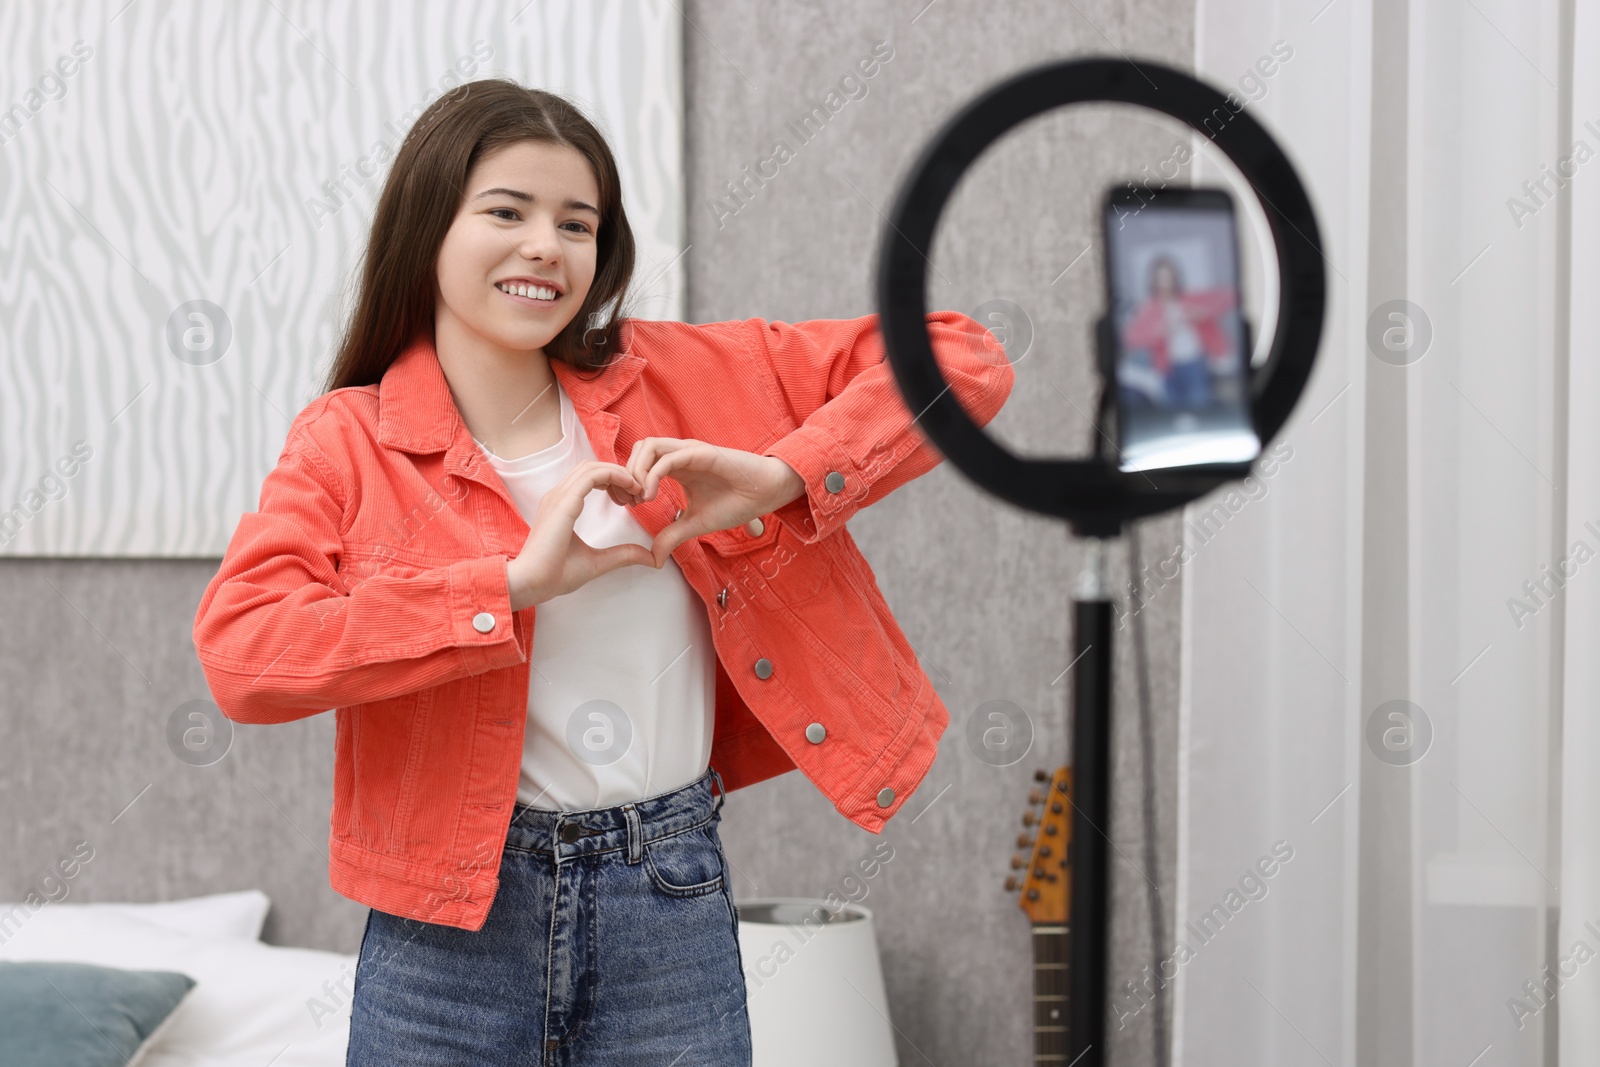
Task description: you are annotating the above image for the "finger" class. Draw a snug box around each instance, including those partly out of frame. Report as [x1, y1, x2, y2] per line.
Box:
[631, 440, 698, 500]
[625, 438, 661, 492]
[598, 463, 643, 506]
[643, 448, 692, 501]
[593, 461, 645, 497]
[556, 463, 641, 515]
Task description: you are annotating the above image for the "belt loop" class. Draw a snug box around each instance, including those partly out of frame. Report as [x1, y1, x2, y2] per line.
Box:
[709, 766, 726, 816]
[623, 803, 642, 864]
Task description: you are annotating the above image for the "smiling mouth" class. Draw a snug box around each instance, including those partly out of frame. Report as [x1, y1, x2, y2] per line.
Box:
[494, 281, 562, 306]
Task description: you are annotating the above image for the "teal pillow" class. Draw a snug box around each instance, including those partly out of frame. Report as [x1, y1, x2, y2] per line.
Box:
[0, 960, 196, 1067]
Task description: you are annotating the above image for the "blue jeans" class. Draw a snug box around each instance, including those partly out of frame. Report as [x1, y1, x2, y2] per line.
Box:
[1164, 360, 1211, 408]
[346, 767, 752, 1066]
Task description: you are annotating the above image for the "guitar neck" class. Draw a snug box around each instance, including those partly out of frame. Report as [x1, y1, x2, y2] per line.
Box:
[1033, 923, 1070, 1062]
[1009, 767, 1075, 1064]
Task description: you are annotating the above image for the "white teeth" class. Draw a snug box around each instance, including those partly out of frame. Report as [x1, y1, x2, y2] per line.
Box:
[497, 282, 558, 300]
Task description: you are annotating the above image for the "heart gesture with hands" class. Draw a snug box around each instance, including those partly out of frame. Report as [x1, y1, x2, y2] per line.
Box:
[610, 437, 805, 568]
[505, 438, 804, 611]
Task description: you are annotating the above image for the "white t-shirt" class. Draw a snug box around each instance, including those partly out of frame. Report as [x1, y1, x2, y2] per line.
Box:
[1163, 300, 1204, 363]
[472, 376, 715, 812]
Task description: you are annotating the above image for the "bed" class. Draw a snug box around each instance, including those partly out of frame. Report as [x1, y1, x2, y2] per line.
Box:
[0, 890, 354, 1066]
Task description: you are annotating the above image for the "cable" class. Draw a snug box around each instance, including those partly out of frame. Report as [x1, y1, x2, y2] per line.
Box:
[1126, 521, 1170, 1067]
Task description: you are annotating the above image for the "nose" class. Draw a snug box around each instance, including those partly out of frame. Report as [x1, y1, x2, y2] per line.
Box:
[516, 215, 563, 263]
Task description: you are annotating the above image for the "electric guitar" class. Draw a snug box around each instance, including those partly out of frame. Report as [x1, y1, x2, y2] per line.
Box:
[1005, 766, 1074, 1064]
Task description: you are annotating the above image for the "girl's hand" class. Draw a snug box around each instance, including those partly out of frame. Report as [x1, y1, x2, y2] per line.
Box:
[610, 438, 806, 568]
[507, 460, 656, 610]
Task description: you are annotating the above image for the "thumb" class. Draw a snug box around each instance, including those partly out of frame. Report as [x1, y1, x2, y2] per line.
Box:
[650, 518, 710, 569]
[592, 541, 658, 576]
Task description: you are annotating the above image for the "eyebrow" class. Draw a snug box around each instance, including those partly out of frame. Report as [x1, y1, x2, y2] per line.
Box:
[472, 187, 600, 217]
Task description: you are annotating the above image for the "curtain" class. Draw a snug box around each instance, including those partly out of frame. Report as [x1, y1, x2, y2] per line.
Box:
[1176, 0, 1586, 1063]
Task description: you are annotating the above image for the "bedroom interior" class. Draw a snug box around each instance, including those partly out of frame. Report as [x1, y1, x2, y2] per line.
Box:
[4, 0, 1597, 1064]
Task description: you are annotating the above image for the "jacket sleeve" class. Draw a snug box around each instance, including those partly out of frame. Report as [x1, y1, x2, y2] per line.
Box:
[192, 418, 528, 726]
[755, 310, 1015, 543]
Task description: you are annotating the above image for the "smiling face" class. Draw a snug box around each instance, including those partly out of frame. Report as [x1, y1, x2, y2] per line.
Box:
[434, 139, 602, 357]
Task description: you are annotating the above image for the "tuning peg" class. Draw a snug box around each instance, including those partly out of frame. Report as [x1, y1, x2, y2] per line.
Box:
[1028, 789, 1044, 805]
[1026, 888, 1040, 900]
[1035, 768, 1049, 782]
[1010, 855, 1026, 869]
[1005, 875, 1020, 891]
[1022, 810, 1037, 826]
[1051, 800, 1064, 814]
[1038, 844, 1053, 858]
[1043, 823, 1058, 836]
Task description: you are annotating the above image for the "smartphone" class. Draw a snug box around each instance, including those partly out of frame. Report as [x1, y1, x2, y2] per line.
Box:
[1101, 185, 1260, 473]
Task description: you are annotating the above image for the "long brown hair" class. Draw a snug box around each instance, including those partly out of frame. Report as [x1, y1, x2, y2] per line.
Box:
[321, 79, 637, 394]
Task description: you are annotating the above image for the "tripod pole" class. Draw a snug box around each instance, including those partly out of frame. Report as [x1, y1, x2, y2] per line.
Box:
[1067, 535, 1115, 1066]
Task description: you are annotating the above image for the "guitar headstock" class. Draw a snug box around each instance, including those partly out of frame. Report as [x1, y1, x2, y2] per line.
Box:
[1005, 766, 1073, 923]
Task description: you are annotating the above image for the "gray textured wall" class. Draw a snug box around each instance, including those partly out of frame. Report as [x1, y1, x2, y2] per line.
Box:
[683, 2, 1187, 1065]
[1, 3, 1190, 1065]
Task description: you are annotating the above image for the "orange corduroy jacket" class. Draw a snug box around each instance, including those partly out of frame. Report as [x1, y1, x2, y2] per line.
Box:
[192, 311, 1014, 931]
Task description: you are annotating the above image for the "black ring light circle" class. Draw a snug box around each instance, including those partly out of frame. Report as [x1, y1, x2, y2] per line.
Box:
[876, 56, 1326, 538]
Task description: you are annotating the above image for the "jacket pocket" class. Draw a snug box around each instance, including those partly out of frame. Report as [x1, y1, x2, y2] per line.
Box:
[643, 820, 727, 898]
[697, 512, 782, 555]
[337, 689, 433, 855]
[701, 515, 833, 609]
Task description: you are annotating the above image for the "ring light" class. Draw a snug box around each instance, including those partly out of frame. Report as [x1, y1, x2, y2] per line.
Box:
[876, 56, 1326, 538]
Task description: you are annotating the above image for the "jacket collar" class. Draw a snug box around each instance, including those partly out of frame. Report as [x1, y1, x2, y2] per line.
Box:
[376, 328, 646, 456]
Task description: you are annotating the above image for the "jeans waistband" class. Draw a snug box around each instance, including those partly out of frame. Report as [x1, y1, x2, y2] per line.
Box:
[504, 766, 726, 862]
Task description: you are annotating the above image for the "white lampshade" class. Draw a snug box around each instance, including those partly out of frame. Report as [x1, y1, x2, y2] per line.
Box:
[735, 898, 898, 1067]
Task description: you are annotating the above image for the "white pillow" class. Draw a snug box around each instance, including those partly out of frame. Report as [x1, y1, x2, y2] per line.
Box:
[1, 906, 355, 1067]
[0, 889, 271, 942]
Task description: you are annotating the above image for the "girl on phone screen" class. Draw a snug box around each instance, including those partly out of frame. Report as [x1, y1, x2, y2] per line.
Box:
[1122, 255, 1239, 409]
[193, 79, 1012, 1066]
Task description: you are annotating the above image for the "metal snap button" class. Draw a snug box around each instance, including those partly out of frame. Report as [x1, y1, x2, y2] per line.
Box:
[745, 516, 765, 537]
[472, 612, 496, 633]
[717, 587, 729, 607]
[824, 471, 846, 493]
[805, 722, 826, 743]
[876, 787, 895, 807]
[754, 657, 773, 679]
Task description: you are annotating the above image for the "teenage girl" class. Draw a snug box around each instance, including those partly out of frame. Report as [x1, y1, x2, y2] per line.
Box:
[335, 82, 755, 1065]
[193, 77, 1011, 1066]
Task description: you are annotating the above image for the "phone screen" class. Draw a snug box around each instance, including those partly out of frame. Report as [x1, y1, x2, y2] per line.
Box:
[1103, 187, 1261, 472]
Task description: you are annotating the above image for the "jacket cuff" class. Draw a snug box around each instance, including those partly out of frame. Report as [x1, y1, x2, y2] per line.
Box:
[764, 424, 868, 544]
[449, 555, 527, 674]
